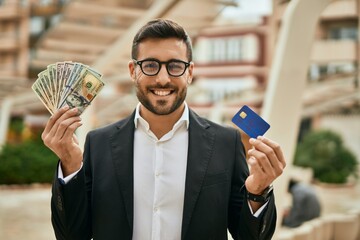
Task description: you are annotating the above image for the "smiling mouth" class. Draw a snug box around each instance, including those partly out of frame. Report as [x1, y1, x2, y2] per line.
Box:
[152, 90, 173, 96]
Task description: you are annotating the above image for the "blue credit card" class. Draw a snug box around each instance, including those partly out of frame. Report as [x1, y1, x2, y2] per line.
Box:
[232, 105, 270, 138]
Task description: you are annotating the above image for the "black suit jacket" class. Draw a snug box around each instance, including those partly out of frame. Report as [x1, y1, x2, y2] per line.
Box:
[51, 109, 276, 240]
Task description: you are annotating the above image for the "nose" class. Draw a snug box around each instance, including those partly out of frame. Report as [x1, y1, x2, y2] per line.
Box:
[156, 64, 170, 86]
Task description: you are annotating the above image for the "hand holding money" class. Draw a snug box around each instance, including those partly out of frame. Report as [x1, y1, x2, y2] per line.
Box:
[42, 106, 84, 177]
[32, 61, 105, 115]
[35, 61, 105, 176]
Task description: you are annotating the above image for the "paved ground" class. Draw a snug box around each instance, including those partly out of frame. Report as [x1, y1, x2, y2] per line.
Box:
[314, 180, 360, 215]
[0, 185, 55, 240]
[0, 180, 359, 240]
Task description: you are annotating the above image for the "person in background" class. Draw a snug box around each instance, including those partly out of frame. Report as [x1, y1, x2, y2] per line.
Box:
[282, 178, 321, 228]
[42, 18, 286, 240]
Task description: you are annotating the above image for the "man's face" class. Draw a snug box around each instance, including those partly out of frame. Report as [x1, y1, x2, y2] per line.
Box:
[129, 38, 193, 115]
[67, 95, 82, 107]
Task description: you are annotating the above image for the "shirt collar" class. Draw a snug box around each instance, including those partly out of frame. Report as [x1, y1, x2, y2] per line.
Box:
[134, 102, 189, 130]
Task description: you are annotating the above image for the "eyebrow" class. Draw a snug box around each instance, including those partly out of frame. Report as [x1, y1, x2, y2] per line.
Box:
[139, 58, 187, 62]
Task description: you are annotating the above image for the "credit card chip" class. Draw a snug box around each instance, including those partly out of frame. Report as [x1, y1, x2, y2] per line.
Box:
[240, 111, 247, 119]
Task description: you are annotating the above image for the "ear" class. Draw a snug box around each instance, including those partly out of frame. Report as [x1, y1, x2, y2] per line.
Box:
[128, 60, 136, 82]
[187, 62, 194, 85]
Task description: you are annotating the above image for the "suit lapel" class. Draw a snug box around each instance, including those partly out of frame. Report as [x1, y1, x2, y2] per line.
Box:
[181, 110, 216, 239]
[108, 110, 216, 238]
[110, 112, 136, 233]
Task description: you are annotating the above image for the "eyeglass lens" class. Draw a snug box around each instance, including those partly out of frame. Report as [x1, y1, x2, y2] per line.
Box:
[140, 60, 187, 77]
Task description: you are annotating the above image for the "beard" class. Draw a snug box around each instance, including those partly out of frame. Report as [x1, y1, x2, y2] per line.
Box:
[136, 83, 187, 115]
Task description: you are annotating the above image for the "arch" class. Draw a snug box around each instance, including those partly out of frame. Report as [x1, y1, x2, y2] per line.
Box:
[261, 0, 335, 233]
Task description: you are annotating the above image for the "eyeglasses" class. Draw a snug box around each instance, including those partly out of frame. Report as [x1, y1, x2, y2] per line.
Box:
[133, 59, 191, 77]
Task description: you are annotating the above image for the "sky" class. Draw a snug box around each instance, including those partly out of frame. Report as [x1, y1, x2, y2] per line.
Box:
[222, 0, 272, 19]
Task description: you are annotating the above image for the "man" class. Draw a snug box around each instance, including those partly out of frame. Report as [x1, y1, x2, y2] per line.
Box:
[65, 94, 87, 111]
[282, 179, 321, 228]
[42, 19, 286, 240]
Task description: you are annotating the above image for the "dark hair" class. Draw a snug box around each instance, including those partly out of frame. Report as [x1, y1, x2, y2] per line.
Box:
[288, 179, 299, 192]
[131, 19, 192, 61]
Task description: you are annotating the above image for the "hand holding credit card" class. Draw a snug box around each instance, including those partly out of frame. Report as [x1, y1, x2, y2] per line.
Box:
[232, 105, 270, 138]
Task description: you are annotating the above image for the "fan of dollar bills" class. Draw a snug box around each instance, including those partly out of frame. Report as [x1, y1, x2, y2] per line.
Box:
[32, 61, 105, 115]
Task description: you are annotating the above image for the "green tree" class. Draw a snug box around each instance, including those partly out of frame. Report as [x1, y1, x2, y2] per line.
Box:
[0, 136, 58, 184]
[294, 129, 358, 184]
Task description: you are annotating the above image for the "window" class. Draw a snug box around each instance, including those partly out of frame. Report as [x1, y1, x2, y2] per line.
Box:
[194, 34, 258, 63]
[328, 27, 358, 40]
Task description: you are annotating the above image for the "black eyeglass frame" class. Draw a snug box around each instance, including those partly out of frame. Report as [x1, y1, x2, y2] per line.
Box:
[133, 58, 191, 77]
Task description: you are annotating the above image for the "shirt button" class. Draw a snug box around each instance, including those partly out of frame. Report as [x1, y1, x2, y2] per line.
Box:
[154, 208, 158, 212]
[155, 172, 160, 177]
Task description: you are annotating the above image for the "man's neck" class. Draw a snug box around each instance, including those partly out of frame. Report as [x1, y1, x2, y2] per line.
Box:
[139, 104, 185, 139]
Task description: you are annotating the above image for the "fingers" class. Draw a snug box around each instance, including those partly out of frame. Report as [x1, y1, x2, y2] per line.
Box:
[247, 136, 286, 178]
[42, 107, 81, 147]
[54, 114, 81, 140]
[246, 136, 286, 195]
[248, 148, 277, 178]
[62, 121, 83, 141]
[247, 156, 265, 174]
[42, 106, 69, 139]
[246, 157, 269, 194]
[48, 108, 79, 136]
[257, 136, 286, 169]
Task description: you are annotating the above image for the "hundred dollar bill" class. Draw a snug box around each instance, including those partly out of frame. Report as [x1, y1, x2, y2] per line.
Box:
[83, 64, 102, 78]
[59, 64, 102, 106]
[56, 62, 65, 108]
[31, 83, 54, 114]
[35, 76, 54, 112]
[59, 69, 105, 115]
[59, 61, 74, 105]
[39, 71, 56, 108]
[47, 64, 57, 106]
[59, 62, 82, 105]
[36, 81, 56, 112]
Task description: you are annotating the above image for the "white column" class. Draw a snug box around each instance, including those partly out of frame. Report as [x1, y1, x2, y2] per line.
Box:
[76, 104, 95, 151]
[261, 0, 334, 235]
[209, 102, 224, 124]
[0, 98, 13, 150]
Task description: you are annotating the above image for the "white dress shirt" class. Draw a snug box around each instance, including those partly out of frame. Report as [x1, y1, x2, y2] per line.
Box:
[132, 103, 189, 240]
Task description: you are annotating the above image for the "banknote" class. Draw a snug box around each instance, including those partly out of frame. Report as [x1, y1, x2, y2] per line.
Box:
[32, 83, 54, 114]
[59, 69, 105, 115]
[32, 61, 105, 115]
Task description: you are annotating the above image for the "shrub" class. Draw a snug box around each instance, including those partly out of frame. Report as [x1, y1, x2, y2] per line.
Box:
[294, 129, 358, 184]
[0, 136, 58, 184]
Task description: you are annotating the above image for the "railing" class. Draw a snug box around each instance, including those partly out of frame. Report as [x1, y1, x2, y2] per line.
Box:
[311, 40, 357, 63]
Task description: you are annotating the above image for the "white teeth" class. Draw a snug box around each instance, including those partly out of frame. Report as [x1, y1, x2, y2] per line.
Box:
[154, 90, 171, 96]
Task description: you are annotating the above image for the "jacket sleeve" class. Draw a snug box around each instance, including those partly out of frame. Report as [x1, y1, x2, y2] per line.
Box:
[227, 130, 277, 240]
[51, 134, 93, 240]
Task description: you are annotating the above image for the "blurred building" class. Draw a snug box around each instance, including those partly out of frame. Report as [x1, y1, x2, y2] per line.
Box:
[0, 0, 29, 102]
[0, 0, 65, 103]
[0, 0, 29, 77]
[189, 19, 269, 123]
[28, 0, 66, 77]
[188, 0, 359, 120]
[272, 0, 360, 159]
